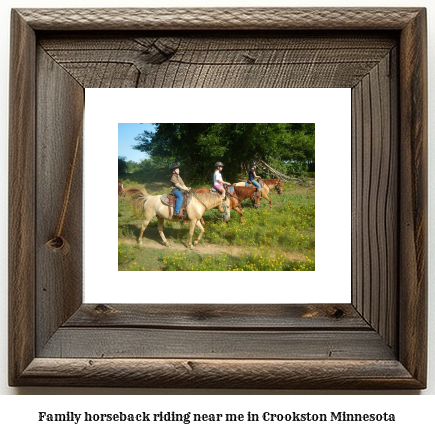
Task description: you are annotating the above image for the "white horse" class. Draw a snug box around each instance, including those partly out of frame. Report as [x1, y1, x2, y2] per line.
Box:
[124, 187, 230, 249]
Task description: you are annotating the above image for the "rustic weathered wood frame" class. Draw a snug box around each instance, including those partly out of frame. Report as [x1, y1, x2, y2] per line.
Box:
[9, 8, 427, 389]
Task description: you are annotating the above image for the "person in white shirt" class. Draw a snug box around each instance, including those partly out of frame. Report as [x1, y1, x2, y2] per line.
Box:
[213, 162, 231, 198]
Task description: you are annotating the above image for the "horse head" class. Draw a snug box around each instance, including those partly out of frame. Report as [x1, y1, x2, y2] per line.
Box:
[219, 196, 231, 221]
[251, 190, 261, 209]
[277, 179, 283, 194]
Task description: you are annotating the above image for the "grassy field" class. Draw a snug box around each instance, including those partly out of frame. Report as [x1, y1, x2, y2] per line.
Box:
[118, 179, 315, 271]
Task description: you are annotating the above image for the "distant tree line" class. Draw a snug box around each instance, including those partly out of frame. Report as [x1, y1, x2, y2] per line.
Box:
[119, 123, 314, 183]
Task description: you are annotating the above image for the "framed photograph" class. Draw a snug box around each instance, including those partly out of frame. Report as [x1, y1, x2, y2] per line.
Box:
[90, 88, 350, 303]
[9, 8, 427, 388]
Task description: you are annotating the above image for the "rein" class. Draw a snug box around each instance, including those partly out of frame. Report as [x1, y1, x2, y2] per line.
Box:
[263, 179, 282, 193]
[191, 191, 229, 220]
[225, 186, 242, 204]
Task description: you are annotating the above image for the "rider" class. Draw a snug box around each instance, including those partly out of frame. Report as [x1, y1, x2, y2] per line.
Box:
[213, 162, 231, 199]
[169, 163, 191, 218]
[248, 161, 261, 192]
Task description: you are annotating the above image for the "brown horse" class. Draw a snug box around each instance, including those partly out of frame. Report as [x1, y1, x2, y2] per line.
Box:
[195, 185, 261, 224]
[262, 178, 283, 195]
[233, 180, 273, 208]
[124, 187, 230, 249]
[118, 179, 125, 196]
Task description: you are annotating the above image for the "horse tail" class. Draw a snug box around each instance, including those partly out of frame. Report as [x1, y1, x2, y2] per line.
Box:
[124, 187, 150, 217]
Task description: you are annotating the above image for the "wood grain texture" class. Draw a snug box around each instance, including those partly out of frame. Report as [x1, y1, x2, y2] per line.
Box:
[65, 304, 368, 329]
[38, 329, 395, 360]
[398, 9, 428, 385]
[38, 33, 396, 88]
[17, 358, 420, 389]
[35, 48, 84, 353]
[16, 8, 422, 31]
[8, 10, 36, 386]
[351, 51, 398, 351]
[8, 8, 427, 389]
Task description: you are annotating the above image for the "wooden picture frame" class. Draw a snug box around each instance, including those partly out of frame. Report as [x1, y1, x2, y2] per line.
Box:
[9, 8, 427, 389]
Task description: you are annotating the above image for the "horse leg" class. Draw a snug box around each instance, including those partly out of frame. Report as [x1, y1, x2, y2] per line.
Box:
[138, 207, 157, 246]
[188, 219, 197, 249]
[261, 193, 273, 208]
[235, 206, 244, 223]
[138, 219, 151, 246]
[157, 216, 171, 247]
[193, 219, 205, 246]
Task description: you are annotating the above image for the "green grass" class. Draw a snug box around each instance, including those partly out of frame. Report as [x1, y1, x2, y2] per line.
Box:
[118, 244, 314, 272]
[118, 179, 315, 271]
[118, 243, 165, 271]
[199, 184, 315, 253]
[162, 249, 314, 271]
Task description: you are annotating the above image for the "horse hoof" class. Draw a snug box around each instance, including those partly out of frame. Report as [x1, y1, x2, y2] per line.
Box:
[166, 244, 172, 248]
[189, 245, 194, 250]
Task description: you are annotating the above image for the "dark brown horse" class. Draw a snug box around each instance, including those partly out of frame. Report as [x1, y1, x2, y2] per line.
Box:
[195, 185, 260, 224]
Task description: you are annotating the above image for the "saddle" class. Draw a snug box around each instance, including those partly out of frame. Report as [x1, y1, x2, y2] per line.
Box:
[209, 186, 235, 196]
[245, 180, 264, 188]
[160, 191, 192, 220]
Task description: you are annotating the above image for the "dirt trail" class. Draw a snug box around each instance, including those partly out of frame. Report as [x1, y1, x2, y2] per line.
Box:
[119, 237, 307, 261]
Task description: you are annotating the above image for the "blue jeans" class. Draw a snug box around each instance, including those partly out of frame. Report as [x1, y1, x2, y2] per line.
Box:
[172, 188, 183, 214]
[251, 179, 261, 192]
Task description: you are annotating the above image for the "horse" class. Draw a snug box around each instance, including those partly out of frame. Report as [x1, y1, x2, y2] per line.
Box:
[233, 180, 273, 208]
[261, 178, 283, 195]
[195, 185, 261, 224]
[118, 179, 125, 196]
[124, 187, 230, 249]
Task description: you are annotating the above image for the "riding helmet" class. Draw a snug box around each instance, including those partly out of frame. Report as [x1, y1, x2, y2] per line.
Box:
[215, 162, 224, 168]
[169, 163, 180, 172]
[250, 161, 257, 166]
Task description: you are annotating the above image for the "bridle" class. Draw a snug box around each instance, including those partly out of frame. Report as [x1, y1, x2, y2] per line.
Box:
[191, 190, 230, 220]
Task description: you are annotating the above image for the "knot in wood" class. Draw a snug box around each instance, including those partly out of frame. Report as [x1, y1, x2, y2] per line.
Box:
[94, 304, 116, 315]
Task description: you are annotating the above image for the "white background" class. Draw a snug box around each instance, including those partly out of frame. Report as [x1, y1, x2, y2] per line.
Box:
[85, 88, 351, 304]
[0, 0, 434, 422]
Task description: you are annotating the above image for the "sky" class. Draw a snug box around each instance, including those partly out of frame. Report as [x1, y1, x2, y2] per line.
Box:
[118, 123, 156, 162]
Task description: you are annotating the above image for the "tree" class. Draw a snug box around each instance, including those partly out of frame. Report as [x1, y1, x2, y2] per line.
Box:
[118, 156, 128, 175]
[133, 123, 315, 183]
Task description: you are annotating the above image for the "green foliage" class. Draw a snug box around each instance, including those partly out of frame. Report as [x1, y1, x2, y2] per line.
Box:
[119, 156, 170, 183]
[118, 156, 128, 175]
[118, 243, 136, 265]
[162, 250, 314, 271]
[133, 123, 315, 184]
[201, 196, 315, 251]
[118, 183, 315, 271]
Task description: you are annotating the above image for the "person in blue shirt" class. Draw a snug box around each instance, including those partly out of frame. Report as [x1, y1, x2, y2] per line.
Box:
[248, 161, 261, 192]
